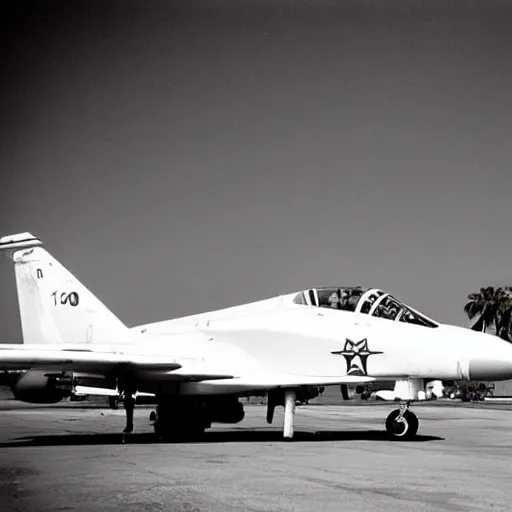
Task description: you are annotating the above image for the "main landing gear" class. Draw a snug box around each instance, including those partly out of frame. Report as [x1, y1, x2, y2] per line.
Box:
[116, 375, 137, 438]
[385, 401, 419, 440]
[267, 388, 297, 440]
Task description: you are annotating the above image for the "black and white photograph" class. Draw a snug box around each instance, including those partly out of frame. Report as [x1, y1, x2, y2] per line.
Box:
[1, 1, 512, 511]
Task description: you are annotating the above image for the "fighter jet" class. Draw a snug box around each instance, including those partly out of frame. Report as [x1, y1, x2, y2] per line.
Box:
[1, 232, 511, 441]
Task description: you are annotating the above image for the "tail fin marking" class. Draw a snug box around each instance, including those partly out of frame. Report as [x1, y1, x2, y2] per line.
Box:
[1, 232, 131, 345]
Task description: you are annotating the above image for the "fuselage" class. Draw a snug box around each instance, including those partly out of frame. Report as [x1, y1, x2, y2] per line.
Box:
[13, 286, 508, 398]
[124, 290, 512, 396]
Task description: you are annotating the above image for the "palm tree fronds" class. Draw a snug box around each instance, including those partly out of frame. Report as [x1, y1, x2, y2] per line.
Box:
[464, 286, 512, 340]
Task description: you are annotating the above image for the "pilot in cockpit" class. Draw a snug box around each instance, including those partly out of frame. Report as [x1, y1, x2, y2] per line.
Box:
[341, 291, 351, 309]
[327, 289, 351, 310]
[327, 291, 341, 309]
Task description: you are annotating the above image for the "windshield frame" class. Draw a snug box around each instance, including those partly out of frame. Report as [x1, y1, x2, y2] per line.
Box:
[292, 287, 439, 328]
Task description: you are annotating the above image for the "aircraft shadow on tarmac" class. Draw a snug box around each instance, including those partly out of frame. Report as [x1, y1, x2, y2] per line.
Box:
[0, 430, 444, 447]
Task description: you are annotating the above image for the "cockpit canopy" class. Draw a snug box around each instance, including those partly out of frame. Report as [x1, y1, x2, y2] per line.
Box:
[293, 286, 438, 328]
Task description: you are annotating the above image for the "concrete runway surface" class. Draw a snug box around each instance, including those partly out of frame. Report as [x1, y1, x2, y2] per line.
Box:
[0, 401, 511, 512]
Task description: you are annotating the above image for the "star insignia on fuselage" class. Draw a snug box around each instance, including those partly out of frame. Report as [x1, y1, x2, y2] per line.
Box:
[331, 338, 383, 376]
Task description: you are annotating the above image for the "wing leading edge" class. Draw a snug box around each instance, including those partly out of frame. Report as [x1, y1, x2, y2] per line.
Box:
[0, 345, 235, 381]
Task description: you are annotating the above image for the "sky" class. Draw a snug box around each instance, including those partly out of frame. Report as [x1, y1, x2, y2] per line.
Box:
[1, 0, 512, 342]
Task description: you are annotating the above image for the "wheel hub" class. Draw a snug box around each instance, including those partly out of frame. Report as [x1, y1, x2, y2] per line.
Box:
[391, 417, 407, 436]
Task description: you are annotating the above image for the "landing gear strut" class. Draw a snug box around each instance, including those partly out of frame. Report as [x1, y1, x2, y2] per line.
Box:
[266, 388, 297, 440]
[385, 401, 419, 440]
[283, 389, 296, 440]
[117, 377, 137, 435]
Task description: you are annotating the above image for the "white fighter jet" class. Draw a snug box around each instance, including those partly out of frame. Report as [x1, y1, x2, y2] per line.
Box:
[1, 232, 511, 441]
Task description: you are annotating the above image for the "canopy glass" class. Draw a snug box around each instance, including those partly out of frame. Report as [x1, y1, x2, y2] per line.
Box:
[293, 286, 438, 328]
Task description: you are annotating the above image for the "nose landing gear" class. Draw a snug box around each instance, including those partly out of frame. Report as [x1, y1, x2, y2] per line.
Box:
[385, 401, 419, 440]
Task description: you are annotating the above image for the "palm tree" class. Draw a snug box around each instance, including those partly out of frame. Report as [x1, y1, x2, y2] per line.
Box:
[464, 286, 512, 340]
[495, 290, 512, 341]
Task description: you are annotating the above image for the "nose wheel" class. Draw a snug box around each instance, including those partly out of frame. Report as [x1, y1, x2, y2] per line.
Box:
[385, 402, 419, 440]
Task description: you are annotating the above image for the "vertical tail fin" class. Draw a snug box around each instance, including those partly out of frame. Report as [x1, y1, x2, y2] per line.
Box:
[0, 232, 131, 345]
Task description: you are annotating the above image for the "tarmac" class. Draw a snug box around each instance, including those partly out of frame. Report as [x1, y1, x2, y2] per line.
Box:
[1, 400, 512, 512]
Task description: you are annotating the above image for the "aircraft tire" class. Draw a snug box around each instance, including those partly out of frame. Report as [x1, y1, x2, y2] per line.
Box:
[385, 409, 419, 440]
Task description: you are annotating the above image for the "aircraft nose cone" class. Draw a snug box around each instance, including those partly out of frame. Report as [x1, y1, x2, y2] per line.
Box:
[469, 337, 512, 380]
